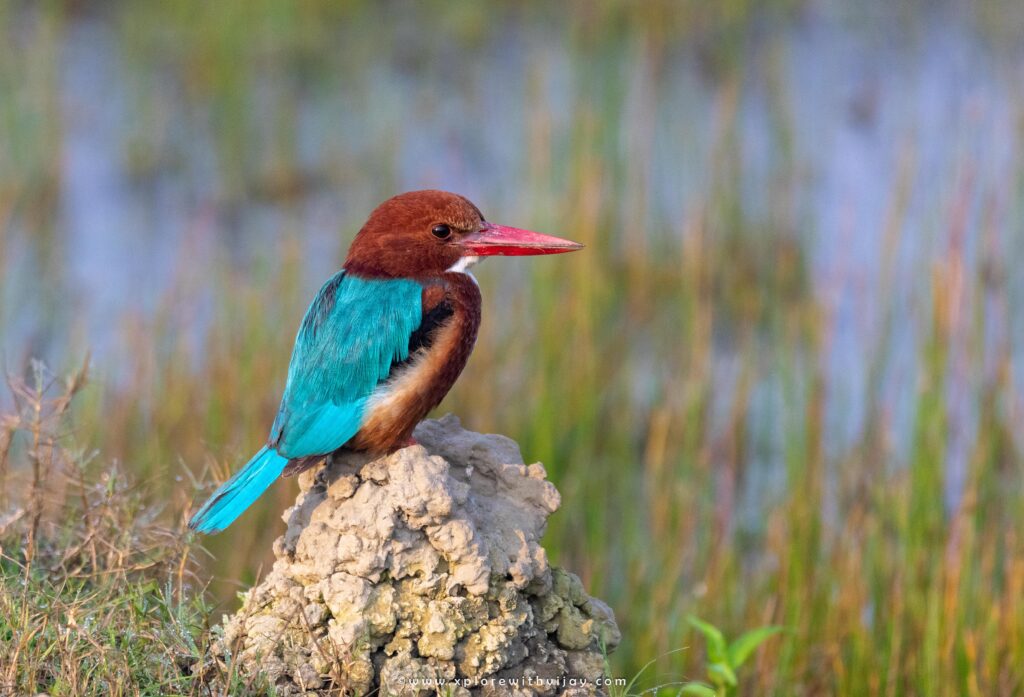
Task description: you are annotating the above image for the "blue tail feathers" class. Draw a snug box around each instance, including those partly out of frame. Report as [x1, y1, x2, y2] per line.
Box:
[188, 446, 288, 534]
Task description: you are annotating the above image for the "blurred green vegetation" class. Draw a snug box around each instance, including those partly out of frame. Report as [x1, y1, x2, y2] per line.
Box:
[3, 0, 1024, 694]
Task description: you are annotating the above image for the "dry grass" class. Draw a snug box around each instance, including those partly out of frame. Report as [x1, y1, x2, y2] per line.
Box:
[0, 362, 280, 696]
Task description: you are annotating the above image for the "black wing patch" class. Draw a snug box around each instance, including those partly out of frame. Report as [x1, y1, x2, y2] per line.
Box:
[388, 299, 454, 378]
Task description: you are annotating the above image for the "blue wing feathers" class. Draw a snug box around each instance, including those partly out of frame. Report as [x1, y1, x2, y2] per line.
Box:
[273, 272, 422, 458]
[189, 272, 422, 533]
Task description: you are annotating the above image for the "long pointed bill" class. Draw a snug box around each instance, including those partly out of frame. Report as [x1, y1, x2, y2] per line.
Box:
[461, 222, 584, 256]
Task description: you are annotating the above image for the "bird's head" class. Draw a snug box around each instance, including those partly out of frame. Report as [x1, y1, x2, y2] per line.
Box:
[343, 190, 583, 278]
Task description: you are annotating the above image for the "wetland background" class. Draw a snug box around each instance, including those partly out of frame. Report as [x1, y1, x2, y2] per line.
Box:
[4, 0, 1024, 693]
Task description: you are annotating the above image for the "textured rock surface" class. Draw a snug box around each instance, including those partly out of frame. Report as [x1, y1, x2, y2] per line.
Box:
[211, 415, 620, 696]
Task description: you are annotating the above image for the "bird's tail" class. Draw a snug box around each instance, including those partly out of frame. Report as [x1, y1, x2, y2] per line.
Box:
[188, 446, 288, 534]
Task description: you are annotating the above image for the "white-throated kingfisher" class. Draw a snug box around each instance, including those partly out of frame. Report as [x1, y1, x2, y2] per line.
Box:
[189, 190, 582, 534]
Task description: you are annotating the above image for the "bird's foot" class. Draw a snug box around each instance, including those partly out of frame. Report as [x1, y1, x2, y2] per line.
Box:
[404, 436, 419, 447]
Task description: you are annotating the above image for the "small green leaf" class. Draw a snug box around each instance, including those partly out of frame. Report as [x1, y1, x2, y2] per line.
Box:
[708, 661, 738, 688]
[726, 625, 784, 669]
[677, 682, 718, 697]
[687, 615, 728, 663]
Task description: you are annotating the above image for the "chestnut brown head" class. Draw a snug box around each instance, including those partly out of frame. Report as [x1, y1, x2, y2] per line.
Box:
[343, 190, 582, 279]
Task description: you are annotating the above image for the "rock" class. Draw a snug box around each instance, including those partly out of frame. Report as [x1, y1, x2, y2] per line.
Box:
[211, 415, 619, 696]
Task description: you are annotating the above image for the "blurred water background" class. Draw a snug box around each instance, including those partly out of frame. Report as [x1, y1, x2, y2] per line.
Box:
[3, 0, 1024, 692]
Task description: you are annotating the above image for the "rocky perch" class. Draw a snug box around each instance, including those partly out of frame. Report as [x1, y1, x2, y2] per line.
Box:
[210, 415, 621, 696]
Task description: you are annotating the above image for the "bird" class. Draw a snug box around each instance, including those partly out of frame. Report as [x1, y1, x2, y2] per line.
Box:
[188, 190, 582, 534]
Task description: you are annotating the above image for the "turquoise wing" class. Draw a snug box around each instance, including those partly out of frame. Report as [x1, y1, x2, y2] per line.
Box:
[269, 271, 423, 459]
[188, 271, 421, 534]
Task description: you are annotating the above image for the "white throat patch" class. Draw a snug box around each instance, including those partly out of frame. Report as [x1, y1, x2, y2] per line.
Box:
[446, 256, 481, 274]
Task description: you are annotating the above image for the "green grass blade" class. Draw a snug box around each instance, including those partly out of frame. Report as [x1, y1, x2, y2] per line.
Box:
[726, 625, 784, 669]
[687, 615, 728, 664]
[678, 683, 718, 697]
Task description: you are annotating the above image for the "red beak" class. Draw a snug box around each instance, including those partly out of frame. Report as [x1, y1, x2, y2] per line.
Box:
[460, 222, 584, 257]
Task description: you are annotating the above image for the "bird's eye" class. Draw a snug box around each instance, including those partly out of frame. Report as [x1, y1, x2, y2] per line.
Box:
[431, 224, 452, 239]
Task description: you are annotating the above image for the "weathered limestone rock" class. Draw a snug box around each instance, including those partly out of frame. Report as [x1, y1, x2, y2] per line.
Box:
[211, 415, 620, 696]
